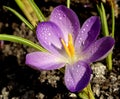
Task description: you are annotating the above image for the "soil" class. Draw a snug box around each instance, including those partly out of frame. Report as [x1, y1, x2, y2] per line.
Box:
[0, 0, 120, 99]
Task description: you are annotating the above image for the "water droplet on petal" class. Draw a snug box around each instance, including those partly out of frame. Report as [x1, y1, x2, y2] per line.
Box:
[78, 40, 81, 44]
[67, 78, 70, 82]
[45, 37, 47, 40]
[76, 69, 79, 73]
[86, 24, 89, 27]
[48, 33, 51, 36]
[82, 41, 85, 46]
[83, 28, 86, 31]
[81, 30, 84, 33]
[77, 64, 80, 68]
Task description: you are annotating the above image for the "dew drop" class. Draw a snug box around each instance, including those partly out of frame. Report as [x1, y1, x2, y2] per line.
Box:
[59, 17, 62, 20]
[63, 14, 66, 17]
[48, 33, 51, 36]
[67, 78, 70, 82]
[77, 64, 80, 68]
[79, 37, 82, 41]
[54, 15, 57, 18]
[58, 13, 61, 16]
[88, 18, 94, 24]
[82, 41, 85, 46]
[78, 40, 81, 44]
[76, 69, 79, 74]
[83, 28, 86, 31]
[86, 24, 89, 27]
[81, 30, 84, 33]
[45, 37, 47, 40]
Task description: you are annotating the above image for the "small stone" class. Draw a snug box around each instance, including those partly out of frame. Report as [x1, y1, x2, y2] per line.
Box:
[92, 62, 106, 75]
[117, 75, 120, 80]
[36, 93, 45, 99]
[110, 73, 117, 83]
[100, 94, 104, 99]
[107, 95, 114, 99]
[69, 93, 77, 98]
[93, 84, 100, 97]
[1, 87, 9, 99]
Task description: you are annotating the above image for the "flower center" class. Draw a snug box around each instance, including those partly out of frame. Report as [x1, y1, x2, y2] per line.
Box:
[61, 34, 75, 58]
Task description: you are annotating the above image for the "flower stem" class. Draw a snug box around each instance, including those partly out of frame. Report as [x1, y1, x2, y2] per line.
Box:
[106, 52, 113, 70]
[28, 0, 46, 22]
[78, 83, 95, 99]
[15, 0, 38, 27]
[97, 3, 114, 71]
[97, 3, 109, 36]
[111, 1, 115, 38]
[0, 34, 47, 52]
[106, 1, 115, 71]
[67, 0, 70, 8]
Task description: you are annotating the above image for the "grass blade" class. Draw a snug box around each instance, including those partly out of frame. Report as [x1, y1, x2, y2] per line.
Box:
[28, 0, 46, 22]
[3, 6, 34, 30]
[0, 34, 46, 52]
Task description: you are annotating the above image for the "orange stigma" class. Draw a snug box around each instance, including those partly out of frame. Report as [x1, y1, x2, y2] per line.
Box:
[61, 34, 75, 58]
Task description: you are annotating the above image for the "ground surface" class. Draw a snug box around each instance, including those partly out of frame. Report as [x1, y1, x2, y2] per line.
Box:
[0, 0, 120, 99]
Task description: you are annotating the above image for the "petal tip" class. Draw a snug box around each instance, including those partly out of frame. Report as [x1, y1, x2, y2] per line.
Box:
[65, 61, 91, 92]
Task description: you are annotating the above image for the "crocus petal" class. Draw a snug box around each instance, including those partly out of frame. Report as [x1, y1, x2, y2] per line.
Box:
[50, 5, 80, 43]
[82, 37, 115, 63]
[36, 22, 63, 54]
[75, 16, 100, 52]
[26, 52, 66, 70]
[65, 61, 91, 92]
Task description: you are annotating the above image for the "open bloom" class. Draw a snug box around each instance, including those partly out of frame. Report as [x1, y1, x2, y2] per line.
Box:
[26, 5, 114, 92]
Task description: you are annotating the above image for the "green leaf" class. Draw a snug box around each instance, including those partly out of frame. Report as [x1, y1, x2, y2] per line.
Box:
[111, 2, 115, 38]
[15, 0, 38, 27]
[3, 6, 34, 30]
[0, 34, 46, 52]
[78, 83, 95, 99]
[67, 0, 70, 8]
[28, 0, 46, 22]
[100, 3, 109, 36]
[97, 3, 114, 71]
[98, 3, 109, 36]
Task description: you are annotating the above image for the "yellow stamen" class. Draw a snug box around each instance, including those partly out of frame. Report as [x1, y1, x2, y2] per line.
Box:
[68, 34, 75, 57]
[61, 34, 75, 57]
[61, 39, 71, 57]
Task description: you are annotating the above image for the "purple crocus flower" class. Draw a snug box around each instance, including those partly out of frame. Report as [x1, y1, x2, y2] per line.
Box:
[26, 5, 114, 92]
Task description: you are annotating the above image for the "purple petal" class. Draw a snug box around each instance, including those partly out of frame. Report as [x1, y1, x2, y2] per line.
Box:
[75, 16, 101, 52]
[82, 37, 115, 63]
[65, 61, 91, 92]
[26, 52, 66, 70]
[36, 22, 64, 54]
[50, 5, 80, 43]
